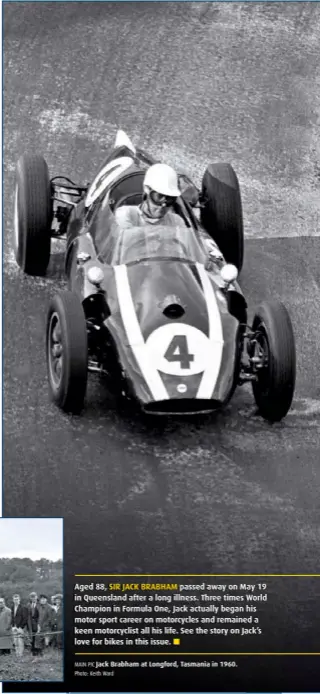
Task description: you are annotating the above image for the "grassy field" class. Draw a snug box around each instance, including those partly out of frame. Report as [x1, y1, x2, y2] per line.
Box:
[0, 648, 63, 682]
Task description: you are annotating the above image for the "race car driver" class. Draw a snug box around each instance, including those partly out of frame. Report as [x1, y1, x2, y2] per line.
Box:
[114, 162, 224, 264]
[114, 163, 184, 228]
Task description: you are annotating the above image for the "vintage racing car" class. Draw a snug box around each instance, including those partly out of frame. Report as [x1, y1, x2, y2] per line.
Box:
[13, 130, 296, 420]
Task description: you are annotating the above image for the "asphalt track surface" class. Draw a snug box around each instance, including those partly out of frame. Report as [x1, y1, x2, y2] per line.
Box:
[3, 3, 320, 677]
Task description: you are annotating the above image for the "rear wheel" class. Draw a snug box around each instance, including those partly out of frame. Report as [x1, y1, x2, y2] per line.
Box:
[200, 163, 244, 272]
[46, 291, 88, 414]
[251, 301, 296, 421]
[14, 154, 52, 275]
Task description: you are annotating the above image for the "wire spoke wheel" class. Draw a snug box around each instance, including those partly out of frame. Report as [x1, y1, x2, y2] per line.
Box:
[48, 312, 64, 391]
[252, 329, 269, 389]
[46, 291, 88, 414]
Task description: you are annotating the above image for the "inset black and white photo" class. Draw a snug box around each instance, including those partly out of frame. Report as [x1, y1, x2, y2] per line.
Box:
[0, 518, 63, 682]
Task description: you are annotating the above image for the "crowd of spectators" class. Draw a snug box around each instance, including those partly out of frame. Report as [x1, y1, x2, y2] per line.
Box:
[0, 592, 63, 657]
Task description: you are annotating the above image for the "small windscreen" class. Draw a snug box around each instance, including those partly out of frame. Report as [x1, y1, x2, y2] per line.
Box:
[110, 223, 206, 266]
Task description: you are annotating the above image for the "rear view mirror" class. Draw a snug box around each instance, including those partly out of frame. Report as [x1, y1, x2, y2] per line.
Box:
[181, 184, 199, 207]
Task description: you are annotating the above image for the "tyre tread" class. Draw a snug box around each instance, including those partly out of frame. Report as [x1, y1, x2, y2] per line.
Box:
[252, 300, 296, 421]
[16, 154, 52, 275]
[200, 163, 244, 271]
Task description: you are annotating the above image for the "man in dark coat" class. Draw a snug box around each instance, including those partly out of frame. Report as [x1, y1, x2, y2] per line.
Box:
[38, 594, 54, 648]
[52, 594, 63, 650]
[26, 592, 41, 656]
[11, 594, 27, 656]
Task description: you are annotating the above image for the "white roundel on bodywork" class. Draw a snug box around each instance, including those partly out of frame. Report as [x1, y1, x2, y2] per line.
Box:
[145, 323, 213, 376]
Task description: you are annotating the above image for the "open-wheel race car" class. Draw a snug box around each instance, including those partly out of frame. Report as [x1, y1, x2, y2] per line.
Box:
[13, 130, 296, 420]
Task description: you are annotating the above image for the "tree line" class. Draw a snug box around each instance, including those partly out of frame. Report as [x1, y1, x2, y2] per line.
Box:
[0, 558, 62, 603]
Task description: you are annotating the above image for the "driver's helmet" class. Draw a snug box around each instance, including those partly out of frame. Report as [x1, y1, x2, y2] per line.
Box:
[141, 163, 180, 221]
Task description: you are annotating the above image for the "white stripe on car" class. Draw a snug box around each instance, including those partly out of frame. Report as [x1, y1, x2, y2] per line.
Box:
[196, 263, 224, 399]
[114, 264, 169, 401]
[114, 263, 224, 403]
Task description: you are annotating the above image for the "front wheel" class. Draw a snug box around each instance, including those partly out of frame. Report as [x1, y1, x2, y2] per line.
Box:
[46, 291, 88, 414]
[251, 301, 296, 422]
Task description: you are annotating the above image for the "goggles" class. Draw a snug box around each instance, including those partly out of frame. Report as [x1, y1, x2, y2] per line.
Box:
[149, 190, 177, 206]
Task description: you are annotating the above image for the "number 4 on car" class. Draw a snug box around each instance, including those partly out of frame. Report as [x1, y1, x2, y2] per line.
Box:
[13, 129, 296, 421]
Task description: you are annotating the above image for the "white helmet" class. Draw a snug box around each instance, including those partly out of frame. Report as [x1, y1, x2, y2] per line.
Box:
[143, 163, 180, 197]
